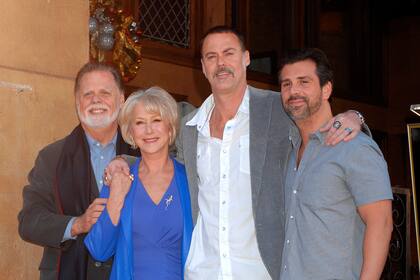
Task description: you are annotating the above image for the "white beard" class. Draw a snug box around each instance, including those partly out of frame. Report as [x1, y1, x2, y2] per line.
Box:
[77, 102, 120, 129]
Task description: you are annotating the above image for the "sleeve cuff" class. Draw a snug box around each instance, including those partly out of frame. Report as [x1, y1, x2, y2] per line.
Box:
[62, 217, 77, 242]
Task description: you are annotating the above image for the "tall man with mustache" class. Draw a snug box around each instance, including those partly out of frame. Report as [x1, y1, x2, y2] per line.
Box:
[18, 62, 138, 280]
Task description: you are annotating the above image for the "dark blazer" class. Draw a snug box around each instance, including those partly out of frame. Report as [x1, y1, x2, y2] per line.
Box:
[176, 86, 293, 279]
[18, 138, 111, 280]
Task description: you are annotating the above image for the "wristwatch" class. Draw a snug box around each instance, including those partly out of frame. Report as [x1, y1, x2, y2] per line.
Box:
[350, 110, 365, 125]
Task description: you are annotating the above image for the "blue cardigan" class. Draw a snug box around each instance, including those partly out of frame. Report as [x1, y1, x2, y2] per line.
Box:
[84, 158, 193, 280]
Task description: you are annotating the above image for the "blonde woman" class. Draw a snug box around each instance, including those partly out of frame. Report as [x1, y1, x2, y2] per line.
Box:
[85, 87, 193, 280]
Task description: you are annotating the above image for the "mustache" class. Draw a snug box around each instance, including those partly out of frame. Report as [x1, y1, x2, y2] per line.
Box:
[287, 94, 308, 103]
[214, 66, 234, 78]
[86, 103, 109, 111]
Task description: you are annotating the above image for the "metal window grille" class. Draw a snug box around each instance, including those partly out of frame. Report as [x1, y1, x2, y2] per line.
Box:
[139, 0, 190, 48]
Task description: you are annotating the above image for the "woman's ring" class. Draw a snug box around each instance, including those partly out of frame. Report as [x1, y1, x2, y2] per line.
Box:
[103, 172, 111, 185]
[333, 120, 342, 129]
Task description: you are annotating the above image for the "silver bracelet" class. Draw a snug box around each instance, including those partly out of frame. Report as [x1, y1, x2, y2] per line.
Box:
[349, 110, 365, 125]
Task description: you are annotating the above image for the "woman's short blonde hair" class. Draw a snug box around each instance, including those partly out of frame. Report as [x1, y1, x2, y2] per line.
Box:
[119, 86, 179, 148]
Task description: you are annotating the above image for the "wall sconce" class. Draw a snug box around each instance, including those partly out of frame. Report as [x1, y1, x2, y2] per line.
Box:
[410, 104, 420, 117]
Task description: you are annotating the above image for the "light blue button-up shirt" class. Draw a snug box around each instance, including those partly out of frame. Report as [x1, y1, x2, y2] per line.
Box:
[280, 126, 393, 279]
[62, 132, 118, 241]
[85, 132, 118, 192]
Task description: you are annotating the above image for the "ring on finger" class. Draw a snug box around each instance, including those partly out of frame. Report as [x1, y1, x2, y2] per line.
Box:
[344, 127, 353, 134]
[128, 174, 134, 181]
[103, 172, 111, 184]
[333, 120, 342, 129]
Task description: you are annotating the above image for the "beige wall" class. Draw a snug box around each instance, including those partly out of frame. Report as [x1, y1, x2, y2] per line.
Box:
[0, 1, 88, 279]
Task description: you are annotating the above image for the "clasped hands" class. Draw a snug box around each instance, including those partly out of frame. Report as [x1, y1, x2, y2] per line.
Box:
[71, 159, 133, 237]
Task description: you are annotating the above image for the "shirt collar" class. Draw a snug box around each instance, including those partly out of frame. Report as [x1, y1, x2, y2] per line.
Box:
[186, 86, 250, 132]
[238, 86, 250, 115]
[85, 131, 118, 149]
[288, 125, 301, 149]
[288, 126, 325, 148]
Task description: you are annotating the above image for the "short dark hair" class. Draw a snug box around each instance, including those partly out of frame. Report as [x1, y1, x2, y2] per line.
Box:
[200, 25, 246, 57]
[279, 48, 333, 87]
[74, 62, 124, 93]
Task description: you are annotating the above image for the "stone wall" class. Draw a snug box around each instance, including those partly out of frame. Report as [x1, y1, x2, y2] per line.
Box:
[0, 1, 88, 279]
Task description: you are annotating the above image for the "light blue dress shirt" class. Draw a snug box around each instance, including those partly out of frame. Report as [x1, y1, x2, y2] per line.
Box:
[85, 132, 118, 191]
[62, 132, 117, 241]
[280, 127, 393, 279]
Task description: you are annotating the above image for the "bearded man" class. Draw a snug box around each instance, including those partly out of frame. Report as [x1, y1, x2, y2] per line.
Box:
[18, 62, 138, 280]
[278, 48, 393, 279]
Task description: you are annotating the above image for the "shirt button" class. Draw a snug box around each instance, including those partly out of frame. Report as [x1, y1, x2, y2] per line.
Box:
[222, 200, 226, 205]
[223, 149, 227, 153]
[222, 174, 226, 179]
[222, 226, 226, 231]
[96, 143, 100, 147]
[226, 126, 231, 130]
[100, 180, 103, 185]
[293, 167, 297, 171]
[284, 265, 287, 271]
[290, 215, 294, 220]
[223, 253, 227, 257]
[286, 239, 290, 244]
[293, 190, 297, 194]
[100, 155, 104, 160]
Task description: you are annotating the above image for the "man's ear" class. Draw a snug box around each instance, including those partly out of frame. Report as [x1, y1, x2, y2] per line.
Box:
[322, 81, 332, 100]
[243, 50, 250, 67]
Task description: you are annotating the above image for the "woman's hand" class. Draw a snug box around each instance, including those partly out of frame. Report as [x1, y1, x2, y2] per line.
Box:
[107, 171, 134, 225]
[109, 171, 133, 199]
[103, 157, 130, 186]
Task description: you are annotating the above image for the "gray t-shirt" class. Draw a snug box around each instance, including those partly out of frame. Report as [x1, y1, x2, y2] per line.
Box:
[280, 127, 393, 280]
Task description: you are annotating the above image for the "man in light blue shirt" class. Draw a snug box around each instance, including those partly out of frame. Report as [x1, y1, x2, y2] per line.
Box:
[62, 133, 118, 241]
[278, 48, 393, 279]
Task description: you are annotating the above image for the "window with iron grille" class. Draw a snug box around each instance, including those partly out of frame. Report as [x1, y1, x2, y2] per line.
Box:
[139, 0, 190, 48]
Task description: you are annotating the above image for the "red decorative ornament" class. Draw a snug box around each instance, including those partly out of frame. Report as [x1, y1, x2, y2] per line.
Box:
[89, 0, 142, 82]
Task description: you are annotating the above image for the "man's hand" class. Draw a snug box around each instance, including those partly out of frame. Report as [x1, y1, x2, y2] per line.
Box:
[320, 110, 363, 145]
[103, 157, 130, 185]
[70, 198, 108, 237]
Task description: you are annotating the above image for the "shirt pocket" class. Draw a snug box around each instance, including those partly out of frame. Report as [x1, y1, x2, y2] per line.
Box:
[239, 135, 250, 174]
[299, 163, 350, 210]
